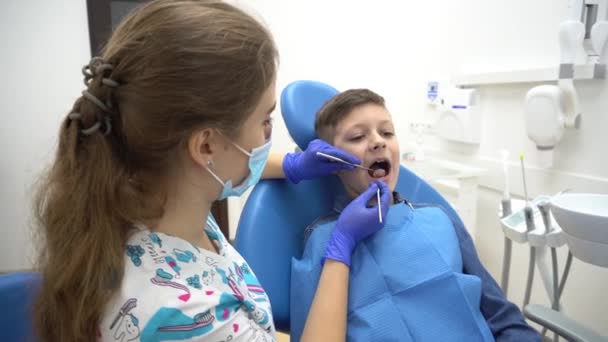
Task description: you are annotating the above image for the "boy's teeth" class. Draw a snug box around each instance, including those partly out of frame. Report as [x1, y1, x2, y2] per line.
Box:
[367, 159, 391, 178]
[372, 169, 386, 178]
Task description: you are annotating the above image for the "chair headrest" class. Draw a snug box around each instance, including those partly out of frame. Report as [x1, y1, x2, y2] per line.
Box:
[281, 80, 339, 150]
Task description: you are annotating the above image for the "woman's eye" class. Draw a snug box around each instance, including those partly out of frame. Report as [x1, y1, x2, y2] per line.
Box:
[382, 131, 395, 137]
[349, 135, 364, 142]
[263, 118, 274, 127]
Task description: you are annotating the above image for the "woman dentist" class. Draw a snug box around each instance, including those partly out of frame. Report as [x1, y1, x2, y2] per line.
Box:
[32, 1, 390, 341]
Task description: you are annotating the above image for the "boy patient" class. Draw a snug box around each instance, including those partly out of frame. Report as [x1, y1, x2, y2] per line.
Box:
[290, 89, 540, 342]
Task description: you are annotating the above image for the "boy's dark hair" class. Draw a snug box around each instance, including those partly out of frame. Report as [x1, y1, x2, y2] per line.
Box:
[315, 88, 385, 143]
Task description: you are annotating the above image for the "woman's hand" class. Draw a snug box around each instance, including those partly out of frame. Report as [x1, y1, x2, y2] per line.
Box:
[324, 180, 391, 266]
[301, 181, 391, 342]
[282, 139, 361, 184]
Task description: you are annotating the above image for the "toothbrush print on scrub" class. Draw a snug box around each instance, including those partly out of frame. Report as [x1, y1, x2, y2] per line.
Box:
[238, 263, 265, 296]
[141, 308, 216, 341]
[109, 298, 141, 342]
[141, 295, 241, 341]
[102, 218, 276, 340]
[215, 267, 244, 301]
[150, 268, 191, 302]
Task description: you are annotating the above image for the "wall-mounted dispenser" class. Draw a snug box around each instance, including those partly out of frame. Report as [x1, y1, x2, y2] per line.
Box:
[524, 86, 568, 168]
[435, 87, 481, 145]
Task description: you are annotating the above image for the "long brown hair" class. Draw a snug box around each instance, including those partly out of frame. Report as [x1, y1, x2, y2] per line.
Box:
[33, 1, 277, 340]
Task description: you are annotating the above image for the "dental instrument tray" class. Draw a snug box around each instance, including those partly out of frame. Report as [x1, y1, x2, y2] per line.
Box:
[501, 196, 566, 247]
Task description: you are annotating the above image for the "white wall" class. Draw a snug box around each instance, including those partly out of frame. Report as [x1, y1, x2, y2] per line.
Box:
[0, 0, 90, 271]
[237, 0, 608, 335]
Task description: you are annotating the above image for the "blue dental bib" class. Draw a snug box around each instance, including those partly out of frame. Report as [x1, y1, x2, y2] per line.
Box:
[291, 202, 494, 342]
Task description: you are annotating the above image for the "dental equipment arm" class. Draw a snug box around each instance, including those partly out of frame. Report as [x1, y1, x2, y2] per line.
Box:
[519, 154, 539, 309]
[537, 201, 560, 341]
[524, 304, 607, 342]
[500, 149, 513, 295]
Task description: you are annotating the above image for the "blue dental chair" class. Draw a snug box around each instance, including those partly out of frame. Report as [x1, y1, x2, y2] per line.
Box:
[0, 272, 41, 341]
[234, 80, 464, 332]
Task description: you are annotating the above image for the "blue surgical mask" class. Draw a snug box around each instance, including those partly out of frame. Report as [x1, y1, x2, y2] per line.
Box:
[206, 138, 272, 200]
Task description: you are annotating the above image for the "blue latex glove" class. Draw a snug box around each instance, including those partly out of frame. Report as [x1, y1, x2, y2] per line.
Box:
[282, 139, 361, 184]
[324, 180, 391, 267]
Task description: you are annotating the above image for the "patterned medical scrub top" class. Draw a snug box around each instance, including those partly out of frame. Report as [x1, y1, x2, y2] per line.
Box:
[99, 215, 276, 342]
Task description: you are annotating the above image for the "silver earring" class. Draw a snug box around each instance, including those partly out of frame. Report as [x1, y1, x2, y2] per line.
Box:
[207, 160, 214, 167]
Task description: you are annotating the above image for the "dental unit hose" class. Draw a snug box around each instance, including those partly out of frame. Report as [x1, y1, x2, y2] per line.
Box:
[501, 149, 513, 216]
[538, 201, 560, 341]
[500, 149, 513, 295]
[524, 248, 536, 307]
[537, 202, 559, 309]
[520, 154, 535, 233]
[520, 154, 536, 307]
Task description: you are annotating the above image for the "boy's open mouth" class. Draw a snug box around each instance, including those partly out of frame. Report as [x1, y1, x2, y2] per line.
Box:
[368, 159, 391, 178]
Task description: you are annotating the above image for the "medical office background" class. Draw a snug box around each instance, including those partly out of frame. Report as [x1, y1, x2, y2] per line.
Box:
[1, 0, 607, 337]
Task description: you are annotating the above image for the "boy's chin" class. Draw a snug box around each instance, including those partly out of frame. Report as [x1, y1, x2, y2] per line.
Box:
[367, 173, 398, 193]
[347, 183, 393, 199]
[342, 172, 399, 198]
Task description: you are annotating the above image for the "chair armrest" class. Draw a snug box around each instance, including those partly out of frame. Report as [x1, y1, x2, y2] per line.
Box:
[524, 304, 608, 342]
